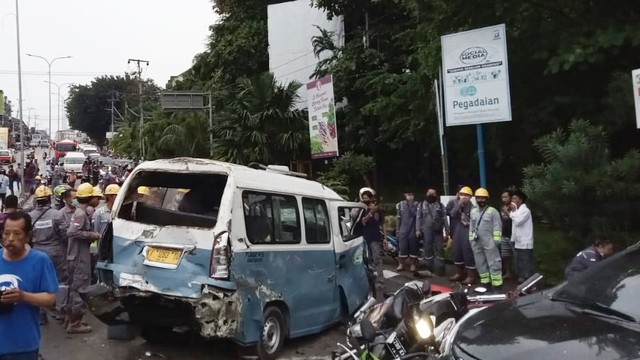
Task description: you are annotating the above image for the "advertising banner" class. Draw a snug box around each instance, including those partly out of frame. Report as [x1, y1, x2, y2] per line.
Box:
[441, 24, 512, 126]
[633, 69, 640, 129]
[0, 90, 4, 115]
[307, 75, 338, 159]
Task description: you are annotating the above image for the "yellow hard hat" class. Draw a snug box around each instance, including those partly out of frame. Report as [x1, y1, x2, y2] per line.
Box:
[91, 186, 103, 197]
[459, 186, 473, 196]
[35, 175, 42, 181]
[104, 184, 120, 195]
[177, 188, 190, 194]
[474, 188, 490, 198]
[137, 186, 150, 196]
[77, 183, 94, 198]
[34, 185, 52, 199]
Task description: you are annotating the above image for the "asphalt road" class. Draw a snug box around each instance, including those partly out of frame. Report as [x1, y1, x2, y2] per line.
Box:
[39, 260, 447, 360]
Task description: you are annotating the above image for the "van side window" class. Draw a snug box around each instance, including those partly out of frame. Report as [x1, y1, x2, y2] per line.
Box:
[338, 207, 364, 242]
[243, 191, 301, 244]
[302, 198, 330, 244]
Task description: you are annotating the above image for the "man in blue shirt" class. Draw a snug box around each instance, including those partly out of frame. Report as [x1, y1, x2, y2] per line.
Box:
[0, 212, 58, 360]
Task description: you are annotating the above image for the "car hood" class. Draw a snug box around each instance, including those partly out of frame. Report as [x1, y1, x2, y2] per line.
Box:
[453, 292, 640, 360]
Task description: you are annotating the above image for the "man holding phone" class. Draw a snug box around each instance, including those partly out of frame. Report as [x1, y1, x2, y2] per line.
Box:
[0, 212, 58, 360]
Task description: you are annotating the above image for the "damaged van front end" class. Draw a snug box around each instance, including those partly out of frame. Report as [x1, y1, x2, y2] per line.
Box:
[83, 160, 242, 340]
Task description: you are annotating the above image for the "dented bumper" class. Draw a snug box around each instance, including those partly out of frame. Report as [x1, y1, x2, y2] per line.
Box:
[81, 283, 242, 339]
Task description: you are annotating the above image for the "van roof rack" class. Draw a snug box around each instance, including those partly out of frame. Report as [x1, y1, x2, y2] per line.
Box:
[247, 163, 308, 179]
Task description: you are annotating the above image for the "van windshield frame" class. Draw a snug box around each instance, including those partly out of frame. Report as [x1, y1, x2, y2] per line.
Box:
[116, 170, 228, 228]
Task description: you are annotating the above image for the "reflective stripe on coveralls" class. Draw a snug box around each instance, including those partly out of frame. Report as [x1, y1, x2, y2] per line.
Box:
[469, 206, 503, 287]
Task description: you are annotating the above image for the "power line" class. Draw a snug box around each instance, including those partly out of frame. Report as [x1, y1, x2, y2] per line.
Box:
[272, 10, 401, 79]
[0, 70, 122, 76]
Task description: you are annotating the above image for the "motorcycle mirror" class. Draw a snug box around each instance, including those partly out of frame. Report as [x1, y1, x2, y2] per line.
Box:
[516, 273, 543, 294]
[474, 286, 488, 293]
[422, 280, 431, 295]
[360, 319, 377, 342]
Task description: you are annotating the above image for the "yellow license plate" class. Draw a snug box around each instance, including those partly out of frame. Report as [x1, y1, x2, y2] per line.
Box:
[146, 247, 182, 265]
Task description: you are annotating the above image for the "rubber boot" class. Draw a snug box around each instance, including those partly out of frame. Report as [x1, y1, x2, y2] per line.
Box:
[396, 258, 408, 272]
[502, 257, 514, 280]
[449, 265, 466, 282]
[66, 313, 92, 334]
[62, 313, 70, 329]
[492, 285, 503, 294]
[461, 269, 478, 285]
[409, 257, 417, 272]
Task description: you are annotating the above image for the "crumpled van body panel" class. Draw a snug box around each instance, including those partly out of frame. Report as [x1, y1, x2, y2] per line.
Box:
[87, 158, 370, 347]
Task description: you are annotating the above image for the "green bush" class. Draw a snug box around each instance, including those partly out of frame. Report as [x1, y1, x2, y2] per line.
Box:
[316, 152, 375, 200]
[523, 119, 640, 248]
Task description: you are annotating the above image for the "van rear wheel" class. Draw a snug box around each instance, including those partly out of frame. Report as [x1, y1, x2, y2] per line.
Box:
[256, 307, 286, 360]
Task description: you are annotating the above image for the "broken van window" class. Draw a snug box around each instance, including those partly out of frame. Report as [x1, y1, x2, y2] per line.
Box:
[116, 171, 228, 228]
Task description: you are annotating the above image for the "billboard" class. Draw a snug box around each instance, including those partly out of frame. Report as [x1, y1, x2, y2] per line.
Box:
[0, 90, 4, 115]
[633, 69, 640, 129]
[441, 24, 512, 126]
[160, 92, 205, 110]
[268, 0, 344, 108]
[307, 75, 338, 159]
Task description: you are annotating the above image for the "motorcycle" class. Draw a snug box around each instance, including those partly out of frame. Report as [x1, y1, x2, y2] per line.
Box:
[335, 274, 544, 360]
[382, 232, 399, 260]
[332, 280, 452, 360]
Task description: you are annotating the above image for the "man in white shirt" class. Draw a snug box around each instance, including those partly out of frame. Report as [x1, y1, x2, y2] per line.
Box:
[509, 190, 534, 283]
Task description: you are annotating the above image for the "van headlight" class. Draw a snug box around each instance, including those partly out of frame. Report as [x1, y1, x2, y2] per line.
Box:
[415, 317, 433, 339]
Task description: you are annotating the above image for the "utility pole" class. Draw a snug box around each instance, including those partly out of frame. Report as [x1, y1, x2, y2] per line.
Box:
[107, 90, 118, 134]
[128, 58, 149, 160]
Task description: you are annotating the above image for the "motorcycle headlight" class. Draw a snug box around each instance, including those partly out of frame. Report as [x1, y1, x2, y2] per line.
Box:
[415, 317, 433, 339]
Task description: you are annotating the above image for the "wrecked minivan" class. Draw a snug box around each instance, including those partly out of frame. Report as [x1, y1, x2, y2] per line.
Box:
[86, 158, 370, 359]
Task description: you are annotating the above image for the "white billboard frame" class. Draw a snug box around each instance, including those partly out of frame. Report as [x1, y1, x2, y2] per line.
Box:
[633, 69, 640, 129]
[441, 24, 512, 127]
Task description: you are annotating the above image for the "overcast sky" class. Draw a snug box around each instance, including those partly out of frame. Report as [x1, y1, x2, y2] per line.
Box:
[0, 0, 215, 135]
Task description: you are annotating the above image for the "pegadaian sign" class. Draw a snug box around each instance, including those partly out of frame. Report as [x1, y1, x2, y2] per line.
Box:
[441, 24, 512, 127]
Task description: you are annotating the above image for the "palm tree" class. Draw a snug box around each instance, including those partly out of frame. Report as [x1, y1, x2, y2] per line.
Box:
[156, 112, 210, 158]
[211, 72, 308, 165]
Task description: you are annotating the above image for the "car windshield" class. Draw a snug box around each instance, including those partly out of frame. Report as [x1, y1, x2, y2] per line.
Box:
[56, 144, 76, 151]
[0, 151, 9, 156]
[553, 244, 640, 321]
[64, 157, 84, 164]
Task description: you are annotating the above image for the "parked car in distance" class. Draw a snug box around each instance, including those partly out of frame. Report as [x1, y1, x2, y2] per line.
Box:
[29, 139, 39, 147]
[446, 242, 640, 360]
[39, 139, 49, 148]
[0, 149, 13, 164]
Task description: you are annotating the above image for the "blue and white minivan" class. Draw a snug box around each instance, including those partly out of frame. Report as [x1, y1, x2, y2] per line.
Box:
[87, 158, 371, 359]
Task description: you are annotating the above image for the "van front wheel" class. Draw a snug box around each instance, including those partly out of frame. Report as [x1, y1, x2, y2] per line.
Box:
[256, 307, 286, 360]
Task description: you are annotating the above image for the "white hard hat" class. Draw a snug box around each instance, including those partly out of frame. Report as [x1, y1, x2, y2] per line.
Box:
[359, 187, 376, 201]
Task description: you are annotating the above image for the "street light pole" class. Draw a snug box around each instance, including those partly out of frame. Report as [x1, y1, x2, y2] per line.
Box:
[15, 0, 25, 191]
[26, 54, 71, 144]
[45, 81, 70, 138]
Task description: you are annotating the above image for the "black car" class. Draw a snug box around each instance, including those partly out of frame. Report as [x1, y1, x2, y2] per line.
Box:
[449, 243, 640, 360]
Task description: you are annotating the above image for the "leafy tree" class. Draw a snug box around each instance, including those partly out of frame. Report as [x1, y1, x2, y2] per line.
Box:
[173, 0, 269, 91]
[317, 152, 376, 200]
[211, 72, 308, 165]
[157, 113, 211, 158]
[523, 120, 640, 244]
[66, 75, 160, 145]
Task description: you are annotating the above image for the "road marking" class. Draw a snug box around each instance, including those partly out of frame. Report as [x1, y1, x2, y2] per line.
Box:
[383, 269, 400, 279]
